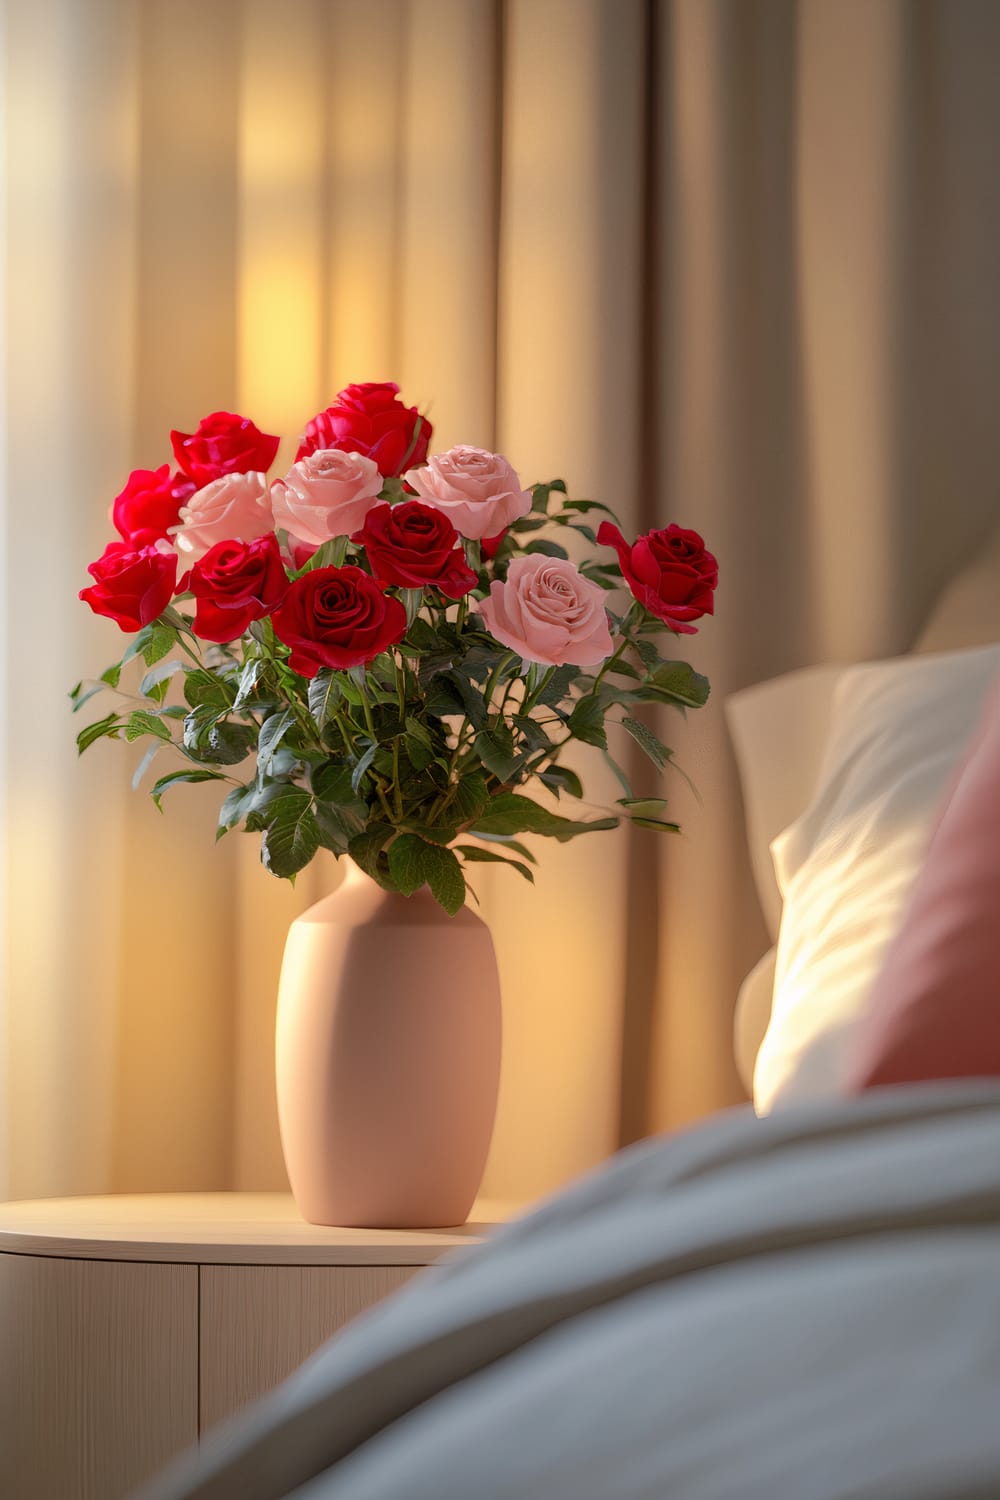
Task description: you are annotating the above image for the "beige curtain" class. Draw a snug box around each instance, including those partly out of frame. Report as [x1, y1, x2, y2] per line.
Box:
[4, 0, 1000, 1204]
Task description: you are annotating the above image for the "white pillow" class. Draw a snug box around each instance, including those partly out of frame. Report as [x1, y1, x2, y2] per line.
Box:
[754, 642, 1000, 1113]
[726, 665, 845, 941]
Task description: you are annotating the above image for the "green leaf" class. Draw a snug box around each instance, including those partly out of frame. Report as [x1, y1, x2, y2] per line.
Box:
[621, 715, 671, 769]
[122, 627, 154, 666]
[602, 749, 634, 800]
[307, 669, 343, 727]
[142, 623, 179, 668]
[217, 782, 259, 836]
[536, 664, 581, 708]
[350, 741, 379, 795]
[131, 742, 162, 791]
[184, 669, 234, 711]
[470, 792, 618, 842]
[293, 536, 349, 576]
[311, 761, 368, 850]
[314, 801, 367, 853]
[446, 671, 488, 729]
[256, 709, 297, 777]
[259, 789, 320, 879]
[474, 726, 520, 783]
[631, 815, 681, 833]
[567, 695, 608, 749]
[424, 674, 468, 719]
[125, 710, 172, 743]
[452, 772, 490, 823]
[76, 712, 121, 754]
[150, 767, 226, 810]
[529, 479, 568, 514]
[400, 588, 424, 628]
[348, 824, 397, 886]
[617, 796, 671, 817]
[101, 662, 122, 689]
[563, 498, 619, 517]
[417, 647, 457, 688]
[388, 835, 466, 915]
[507, 515, 551, 534]
[523, 538, 570, 560]
[70, 683, 107, 714]
[183, 710, 256, 765]
[512, 715, 553, 755]
[640, 661, 710, 709]
[140, 658, 184, 698]
[568, 521, 598, 545]
[469, 834, 537, 862]
[456, 845, 534, 882]
[404, 716, 436, 772]
[633, 637, 661, 671]
[233, 657, 266, 711]
[538, 764, 584, 799]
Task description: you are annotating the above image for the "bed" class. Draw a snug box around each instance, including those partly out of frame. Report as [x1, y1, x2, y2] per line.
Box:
[138, 534, 1000, 1500]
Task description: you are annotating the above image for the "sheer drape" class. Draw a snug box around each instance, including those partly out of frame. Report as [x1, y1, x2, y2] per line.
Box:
[4, 0, 1000, 1203]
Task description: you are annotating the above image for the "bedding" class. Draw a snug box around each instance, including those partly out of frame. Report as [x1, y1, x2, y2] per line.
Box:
[139, 1081, 1000, 1500]
[753, 643, 1000, 1112]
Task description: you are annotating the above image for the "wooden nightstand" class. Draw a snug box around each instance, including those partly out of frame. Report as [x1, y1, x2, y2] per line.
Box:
[0, 1192, 514, 1500]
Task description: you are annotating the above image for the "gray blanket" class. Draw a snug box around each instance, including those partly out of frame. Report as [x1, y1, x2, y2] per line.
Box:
[139, 1082, 1000, 1500]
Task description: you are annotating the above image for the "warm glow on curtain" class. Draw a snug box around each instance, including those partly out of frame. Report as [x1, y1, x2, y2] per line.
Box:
[4, 0, 1000, 1204]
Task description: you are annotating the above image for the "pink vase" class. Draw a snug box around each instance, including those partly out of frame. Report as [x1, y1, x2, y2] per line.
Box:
[275, 860, 502, 1228]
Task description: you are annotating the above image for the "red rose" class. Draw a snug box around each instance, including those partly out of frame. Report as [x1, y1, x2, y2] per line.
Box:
[481, 528, 508, 561]
[296, 382, 431, 477]
[112, 465, 195, 547]
[272, 565, 407, 677]
[352, 501, 476, 598]
[190, 533, 289, 644]
[170, 411, 281, 487]
[79, 541, 178, 633]
[597, 521, 718, 634]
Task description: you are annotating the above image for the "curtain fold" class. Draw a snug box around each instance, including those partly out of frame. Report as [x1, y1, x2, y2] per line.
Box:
[5, 0, 1000, 1203]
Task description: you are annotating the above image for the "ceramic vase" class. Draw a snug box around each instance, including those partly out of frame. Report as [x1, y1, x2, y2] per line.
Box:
[275, 860, 502, 1228]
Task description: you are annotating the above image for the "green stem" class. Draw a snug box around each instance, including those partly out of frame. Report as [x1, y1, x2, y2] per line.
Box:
[593, 634, 632, 692]
[483, 651, 517, 719]
[358, 678, 377, 739]
[374, 781, 395, 822]
[395, 658, 407, 724]
[391, 738, 403, 819]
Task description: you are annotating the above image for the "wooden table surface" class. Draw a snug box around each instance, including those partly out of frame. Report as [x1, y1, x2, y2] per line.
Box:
[0, 1192, 520, 1264]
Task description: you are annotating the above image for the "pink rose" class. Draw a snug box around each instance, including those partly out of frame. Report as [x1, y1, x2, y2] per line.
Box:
[404, 446, 531, 540]
[170, 472, 273, 566]
[479, 555, 613, 667]
[270, 449, 383, 547]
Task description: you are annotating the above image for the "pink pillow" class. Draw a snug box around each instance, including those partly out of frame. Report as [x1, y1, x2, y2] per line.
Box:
[849, 677, 1000, 1089]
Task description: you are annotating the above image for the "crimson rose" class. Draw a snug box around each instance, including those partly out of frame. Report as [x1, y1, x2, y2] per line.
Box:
[80, 541, 178, 633]
[352, 501, 476, 598]
[189, 534, 289, 644]
[271, 565, 407, 677]
[170, 411, 280, 488]
[296, 382, 431, 477]
[113, 465, 195, 547]
[597, 521, 718, 634]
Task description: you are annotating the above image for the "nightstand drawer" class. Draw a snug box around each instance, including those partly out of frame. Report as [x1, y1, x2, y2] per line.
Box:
[199, 1263, 417, 1428]
[0, 1251, 198, 1500]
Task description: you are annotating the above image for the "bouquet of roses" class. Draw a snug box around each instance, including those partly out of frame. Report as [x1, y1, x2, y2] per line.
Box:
[73, 381, 717, 913]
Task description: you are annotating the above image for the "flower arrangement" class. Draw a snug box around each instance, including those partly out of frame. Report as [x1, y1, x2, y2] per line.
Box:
[74, 382, 717, 913]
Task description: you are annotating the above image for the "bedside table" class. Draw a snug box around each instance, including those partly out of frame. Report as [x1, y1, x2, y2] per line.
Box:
[0, 1192, 514, 1500]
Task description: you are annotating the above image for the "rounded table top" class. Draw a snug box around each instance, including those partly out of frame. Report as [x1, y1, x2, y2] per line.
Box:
[0, 1192, 517, 1265]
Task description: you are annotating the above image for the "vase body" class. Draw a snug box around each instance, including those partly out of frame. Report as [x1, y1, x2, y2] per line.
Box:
[275, 861, 502, 1228]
